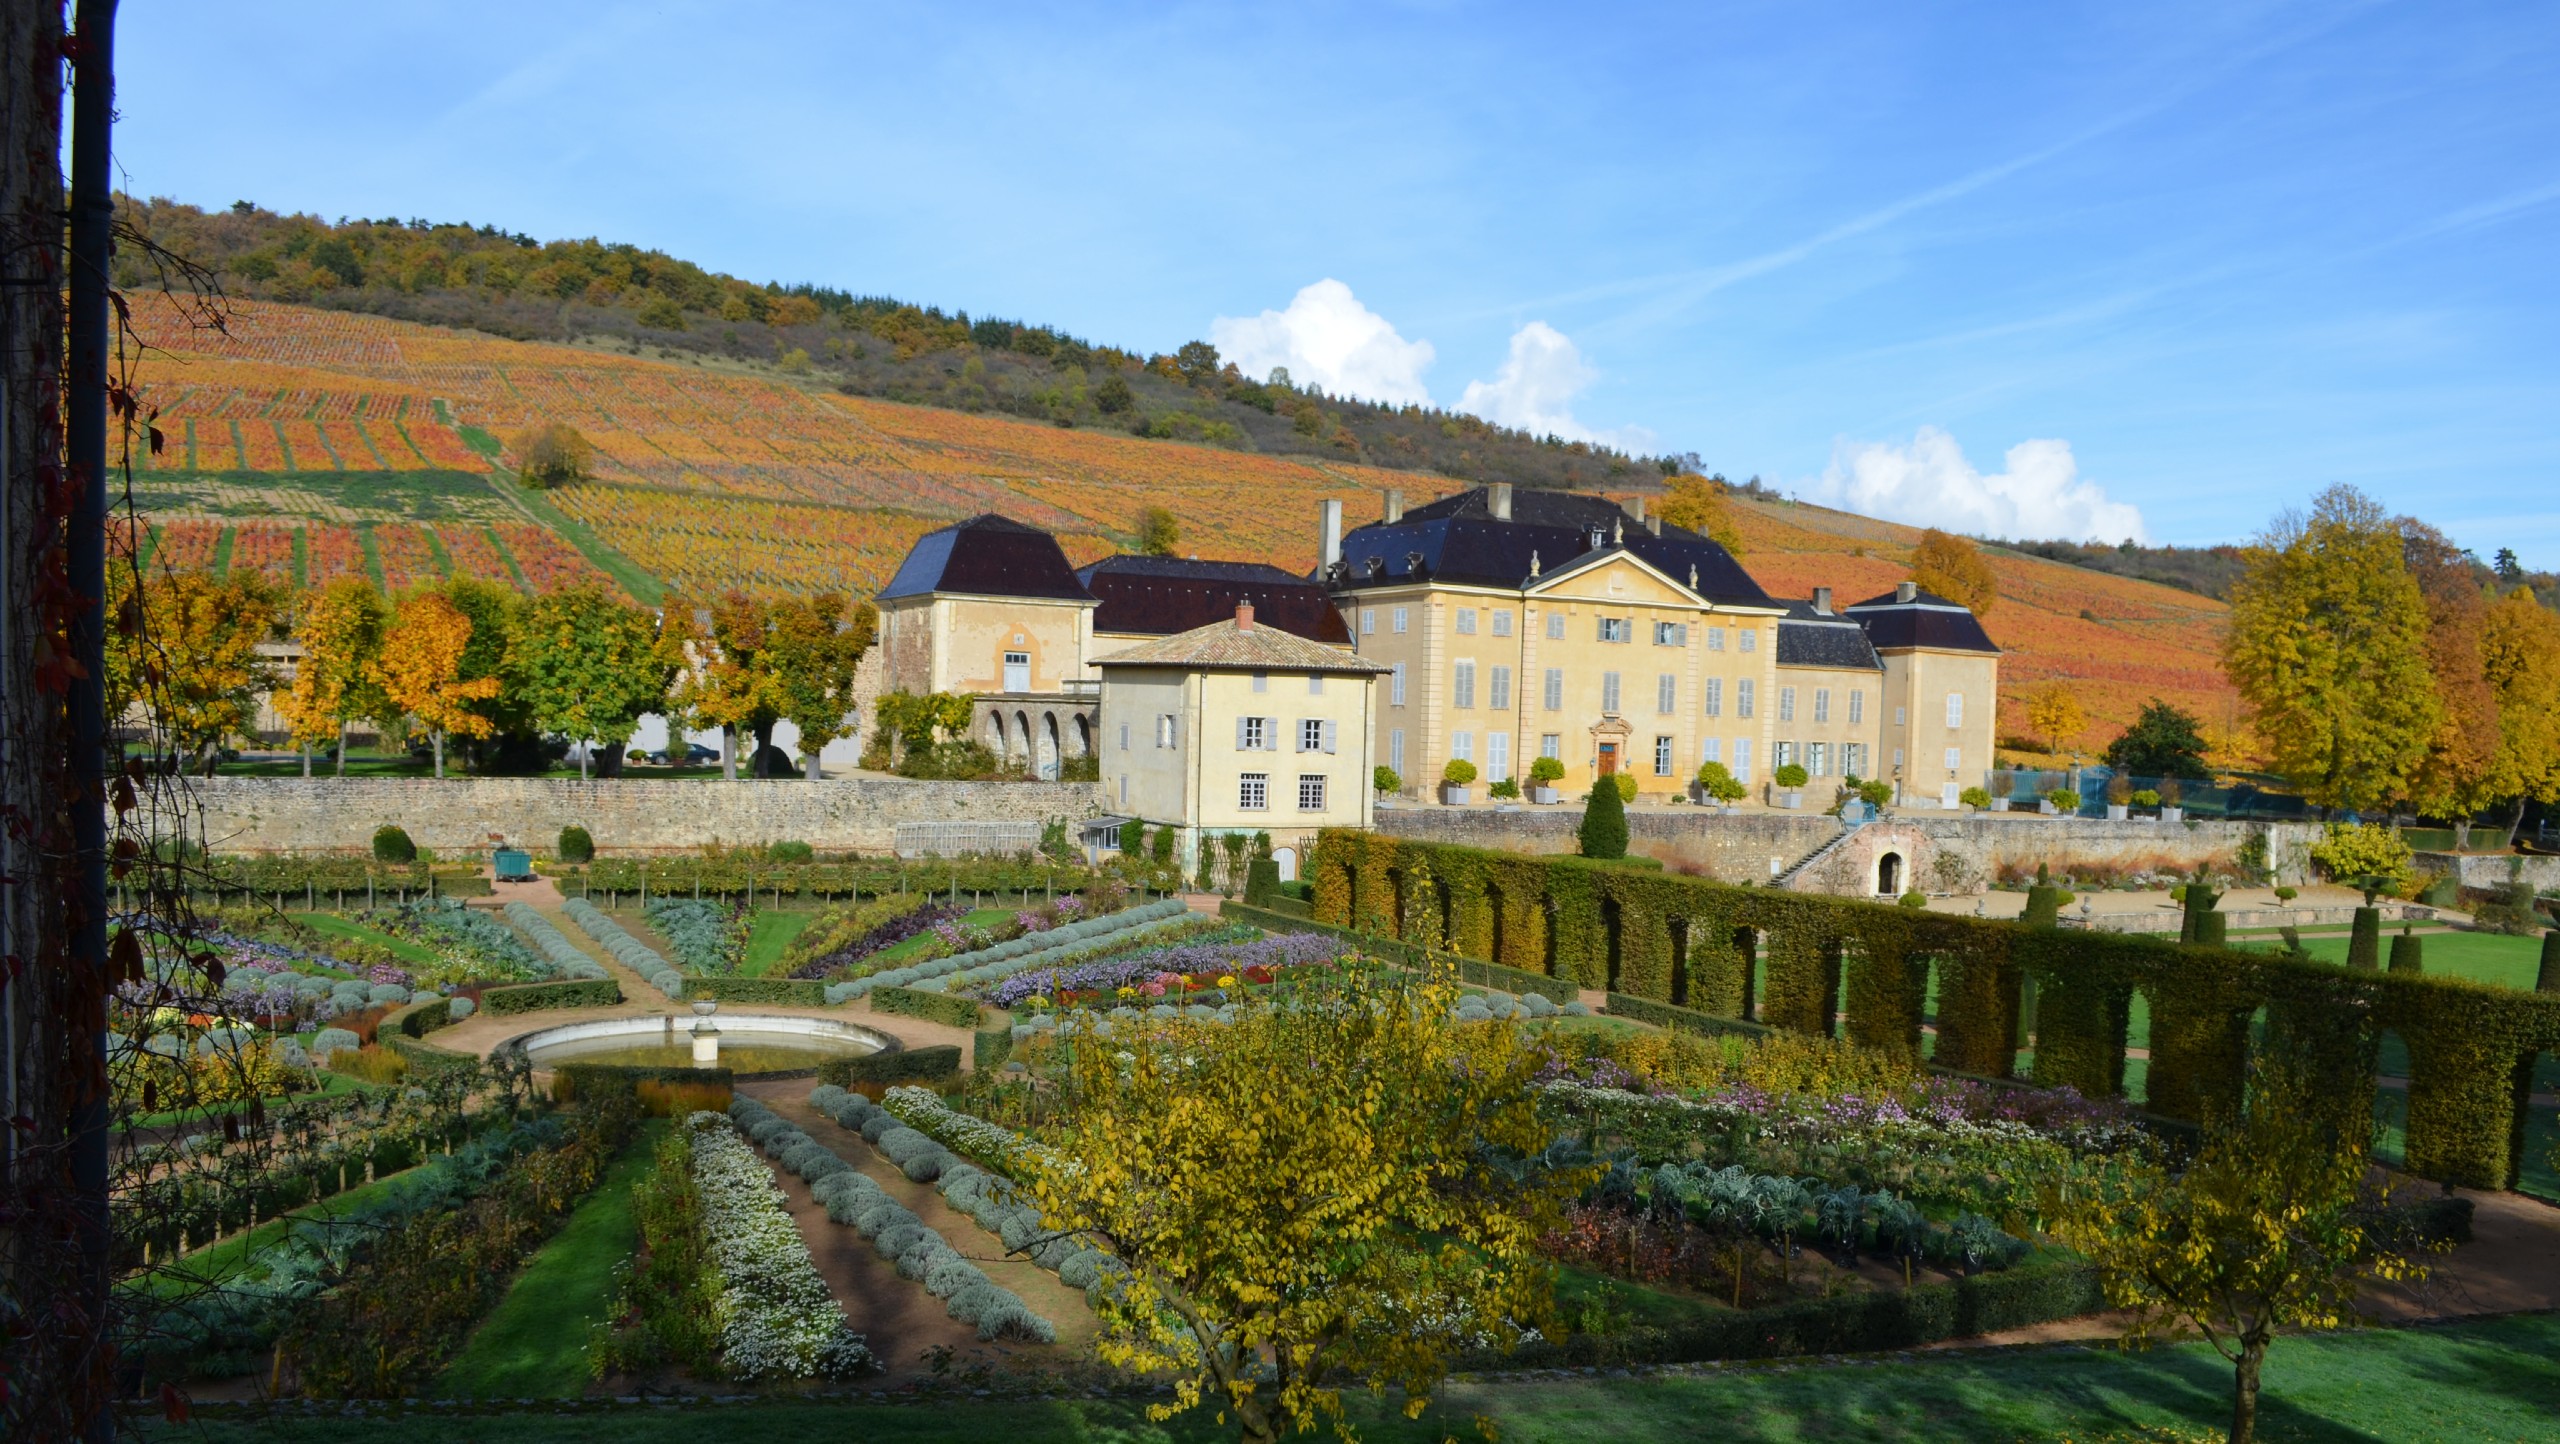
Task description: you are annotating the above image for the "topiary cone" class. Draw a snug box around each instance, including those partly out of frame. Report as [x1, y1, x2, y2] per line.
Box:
[2388, 929, 2423, 975]
[2347, 907, 2381, 971]
[2195, 912, 2227, 949]
[1578, 776, 1628, 859]
[2539, 930, 2560, 994]
[2022, 885, 2062, 929]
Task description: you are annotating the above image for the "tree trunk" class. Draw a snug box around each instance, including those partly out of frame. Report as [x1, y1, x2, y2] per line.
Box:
[2453, 817, 2471, 851]
[721, 725, 736, 782]
[2230, 1338, 2263, 1444]
[335, 719, 347, 776]
[579, 740, 589, 780]
[301, 743, 311, 777]
[2507, 796, 2529, 849]
[432, 728, 445, 779]
[805, 748, 823, 782]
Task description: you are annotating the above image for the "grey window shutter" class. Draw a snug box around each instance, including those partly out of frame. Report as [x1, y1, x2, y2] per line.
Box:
[1266, 717, 1281, 751]
[1322, 720, 1338, 754]
[1236, 717, 1249, 749]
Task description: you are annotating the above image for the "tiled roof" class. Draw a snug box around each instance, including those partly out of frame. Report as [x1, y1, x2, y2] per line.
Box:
[1776, 601, 1885, 670]
[1077, 554, 1352, 643]
[876, 514, 1094, 603]
[1842, 587, 2001, 654]
[1092, 615, 1387, 673]
[1331, 487, 1773, 607]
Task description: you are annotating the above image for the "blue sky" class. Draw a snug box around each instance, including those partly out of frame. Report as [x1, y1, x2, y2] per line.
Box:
[116, 2, 2560, 558]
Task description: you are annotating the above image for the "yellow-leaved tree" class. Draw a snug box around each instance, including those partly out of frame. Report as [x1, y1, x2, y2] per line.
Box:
[2025, 681, 2086, 759]
[1656, 472, 1745, 555]
[2479, 586, 2560, 845]
[370, 591, 499, 777]
[275, 576, 389, 776]
[1026, 968, 1586, 1444]
[107, 567, 283, 774]
[1907, 528, 1997, 616]
[2047, 1047, 2428, 1444]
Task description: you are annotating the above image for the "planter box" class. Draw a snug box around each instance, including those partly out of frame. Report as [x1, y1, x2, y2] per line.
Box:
[2161, 806, 2184, 823]
[2039, 800, 2060, 815]
[2107, 803, 2129, 820]
[1777, 790, 1803, 810]
[1531, 785, 1561, 804]
[1989, 798, 2010, 812]
[1440, 784, 1472, 805]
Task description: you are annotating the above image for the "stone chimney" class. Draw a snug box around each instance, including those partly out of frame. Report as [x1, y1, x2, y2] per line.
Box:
[1646, 515, 1662, 536]
[1486, 482, 1513, 521]
[1896, 580, 1917, 604]
[1621, 494, 1647, 528]
[1318, 498, 1343, 570]
[1382, 487, 1404, 524]
[1813, 586, 1833, 615]
[1236, 601, 1255, 631]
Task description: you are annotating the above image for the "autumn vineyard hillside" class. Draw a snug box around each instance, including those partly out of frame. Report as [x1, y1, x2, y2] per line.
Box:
[124, 296, 2236, 751]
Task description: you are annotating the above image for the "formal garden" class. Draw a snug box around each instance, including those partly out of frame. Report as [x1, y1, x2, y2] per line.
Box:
[98, 816, 2560, 1444]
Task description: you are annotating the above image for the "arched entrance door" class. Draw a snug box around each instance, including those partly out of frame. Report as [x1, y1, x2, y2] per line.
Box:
[1877, 852, 1903, 896]
[1273, 846, 1298, 881]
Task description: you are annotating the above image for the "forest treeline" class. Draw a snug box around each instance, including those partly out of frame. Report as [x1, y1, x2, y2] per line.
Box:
[119, 198, 1665, 493]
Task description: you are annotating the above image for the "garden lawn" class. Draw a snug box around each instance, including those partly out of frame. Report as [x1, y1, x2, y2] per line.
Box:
[2281, 929, 2548, 991]
[742, 909, 817, 976]
[432, 1121, 664, 1398]
[165, 1159, 435, 1288]
[288, 910, 441, 966]
[143, 1311, 2560, 1443]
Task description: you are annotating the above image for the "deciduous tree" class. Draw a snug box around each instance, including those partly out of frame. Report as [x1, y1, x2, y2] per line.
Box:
[2046, 1051, 2426, 1444]
[1027, 971, 1582, 1444]
[371, 591, 500, 777]
[2024, 681, 2086, 759]
[507, 422, 593, 488]
[764, 593, 877, 779]
[1136, 505, 1181, 557]
[2102, 698, 2212, 780]
[511, 584, 676, 778]
[1656, 472, 1745, 555]
[276, 576, 389, 776]
[2224, 487, 2440, 811]
[110, 569, 283, 773]
[2479, 586, 2560, 844]
[667, 591, 778, 780]
[1908, 528, 1997, 616]
[2398, 521, 2501, 845]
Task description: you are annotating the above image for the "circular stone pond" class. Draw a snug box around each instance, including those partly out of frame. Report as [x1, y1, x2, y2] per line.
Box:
[510, 1013, 894, 1077]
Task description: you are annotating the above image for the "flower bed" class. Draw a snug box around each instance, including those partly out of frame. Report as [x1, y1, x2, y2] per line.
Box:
[983, 928, 1344, 1011]
[731, 1095, 1053, 1343]
[684, 1110, 877, 1378]
[785, 899, 966, 981]
[826, 898, 1194, 1003]
[394, 899, 551, 984]
[498, 902, 613, 983]
[646, 897, 745, 975]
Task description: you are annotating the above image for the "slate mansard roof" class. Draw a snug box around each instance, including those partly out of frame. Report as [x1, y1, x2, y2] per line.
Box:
[1076, 555, 1352, 644]
[1774, 601, 1886, 671]
[1092, 614, 1388, 674]
[1841, 586, 2002, 654]
[1330, 487, 1774, 608]
[876, 514, 1093, 603]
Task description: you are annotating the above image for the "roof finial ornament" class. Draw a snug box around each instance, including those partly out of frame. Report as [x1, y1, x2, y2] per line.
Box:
[1529, 550, 1541, 577]
[1613, 516, 1624, 544]
[1689, 564, 1699, 589]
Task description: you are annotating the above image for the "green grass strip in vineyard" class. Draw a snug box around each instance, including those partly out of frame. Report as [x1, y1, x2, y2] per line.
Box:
[291, 526, 308, 587]
[481, 523, 532, 591]
[311, 419, 349, 470]
[207, 525, 235, 579]
[431, 1121, 663, 1398]
[270, 419, 298, 471]
[182, 417, 198, 471]
[420, 522, 456, 577]
[355, 522, 387, 591]
[350, 414, 397, 468]
[439, 400, 666, 605]
[227, 418, 248, 472]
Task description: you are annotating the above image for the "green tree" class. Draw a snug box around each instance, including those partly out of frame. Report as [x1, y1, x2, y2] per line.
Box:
[1094, 372, 1134, 415]
[2224, 487, 2441, 811]
[1372, 765, 1401, 797]
[2306, 821, 2411, 906]
[1025, 971, 1582, 1444]
[764, 593, 877, 780]
[1172, 340, 1222, 386]
[2046, 1051, 2427, 1444]
[510, 584, 676, 779]
[432, 575, 528, 762]
[1578, 775, 1628, 858]
[667, 591, 778, 780]
[2102, 698, 2213, 780]
[1136, 506, 1181, 557]
[1694, 760, 1746, 803]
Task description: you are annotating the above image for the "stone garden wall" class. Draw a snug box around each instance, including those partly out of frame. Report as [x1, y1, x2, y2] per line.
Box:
[176, 776, 1103, 855]
[1376, 804, 2300, 896]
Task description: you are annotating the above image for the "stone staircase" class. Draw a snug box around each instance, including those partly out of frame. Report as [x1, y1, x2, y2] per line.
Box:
[1770, 822, 1861, 891]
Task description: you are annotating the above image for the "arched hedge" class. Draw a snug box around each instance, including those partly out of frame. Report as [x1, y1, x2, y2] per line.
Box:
[1309, 829, 2560, 1190]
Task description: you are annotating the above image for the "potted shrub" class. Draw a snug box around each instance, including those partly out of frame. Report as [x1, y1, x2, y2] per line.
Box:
[1440, 759, 1477, 805]
[1772, 763, 1808, 809]
[2104, 774, 2133, 821]
[1488, 777, 1522, 803]
[2158, 778, 2186, 824]
[2131, 788, 2161, 819]
[2043, 786, 2080, 817]
[2274, 885, 2299, 908]
[1693, 760, 1746, 811]
[1958, 785, 1992, 814]
[1373, 764, 1402, 799]
[1528, 755, 1566, 804]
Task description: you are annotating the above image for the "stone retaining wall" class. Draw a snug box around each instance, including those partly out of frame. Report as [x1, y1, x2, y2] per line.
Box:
[1376, 804, 2300, 895]
[2412, 850, 2560, 892]
[174, 776, 1102, 854]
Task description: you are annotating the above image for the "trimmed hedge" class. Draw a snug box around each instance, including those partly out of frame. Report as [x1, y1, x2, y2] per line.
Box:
[1310, 829, 2560, 1190]
[380, 1033, 479, 1078]
[480, 978, 623, 1015]
[555, 1061, 735, 1092]
[1604, 991, 1774, 1040]
[973, 1026, 1014, 1070]
[683, 975, 828, 1006]
[1475, 1262, 2102, 1370]
[817, 1044, 962, 1087]
[380, 995, 455, 1038]
[872, 986, 981, 1029]
[582, 855, 1097, 901]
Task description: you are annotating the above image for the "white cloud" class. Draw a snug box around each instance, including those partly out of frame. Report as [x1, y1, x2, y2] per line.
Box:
[1812, 427, 2148, 544]
[1455, 321, 1655, 452]
[1208, 279, 1435, 406]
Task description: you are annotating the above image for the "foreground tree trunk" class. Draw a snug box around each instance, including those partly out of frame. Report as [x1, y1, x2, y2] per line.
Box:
[805, 748, 823, 781]
[432, 727, 446, 778]
[721, 724, 736, 781]
[2230, 1338, 2264, 1444]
